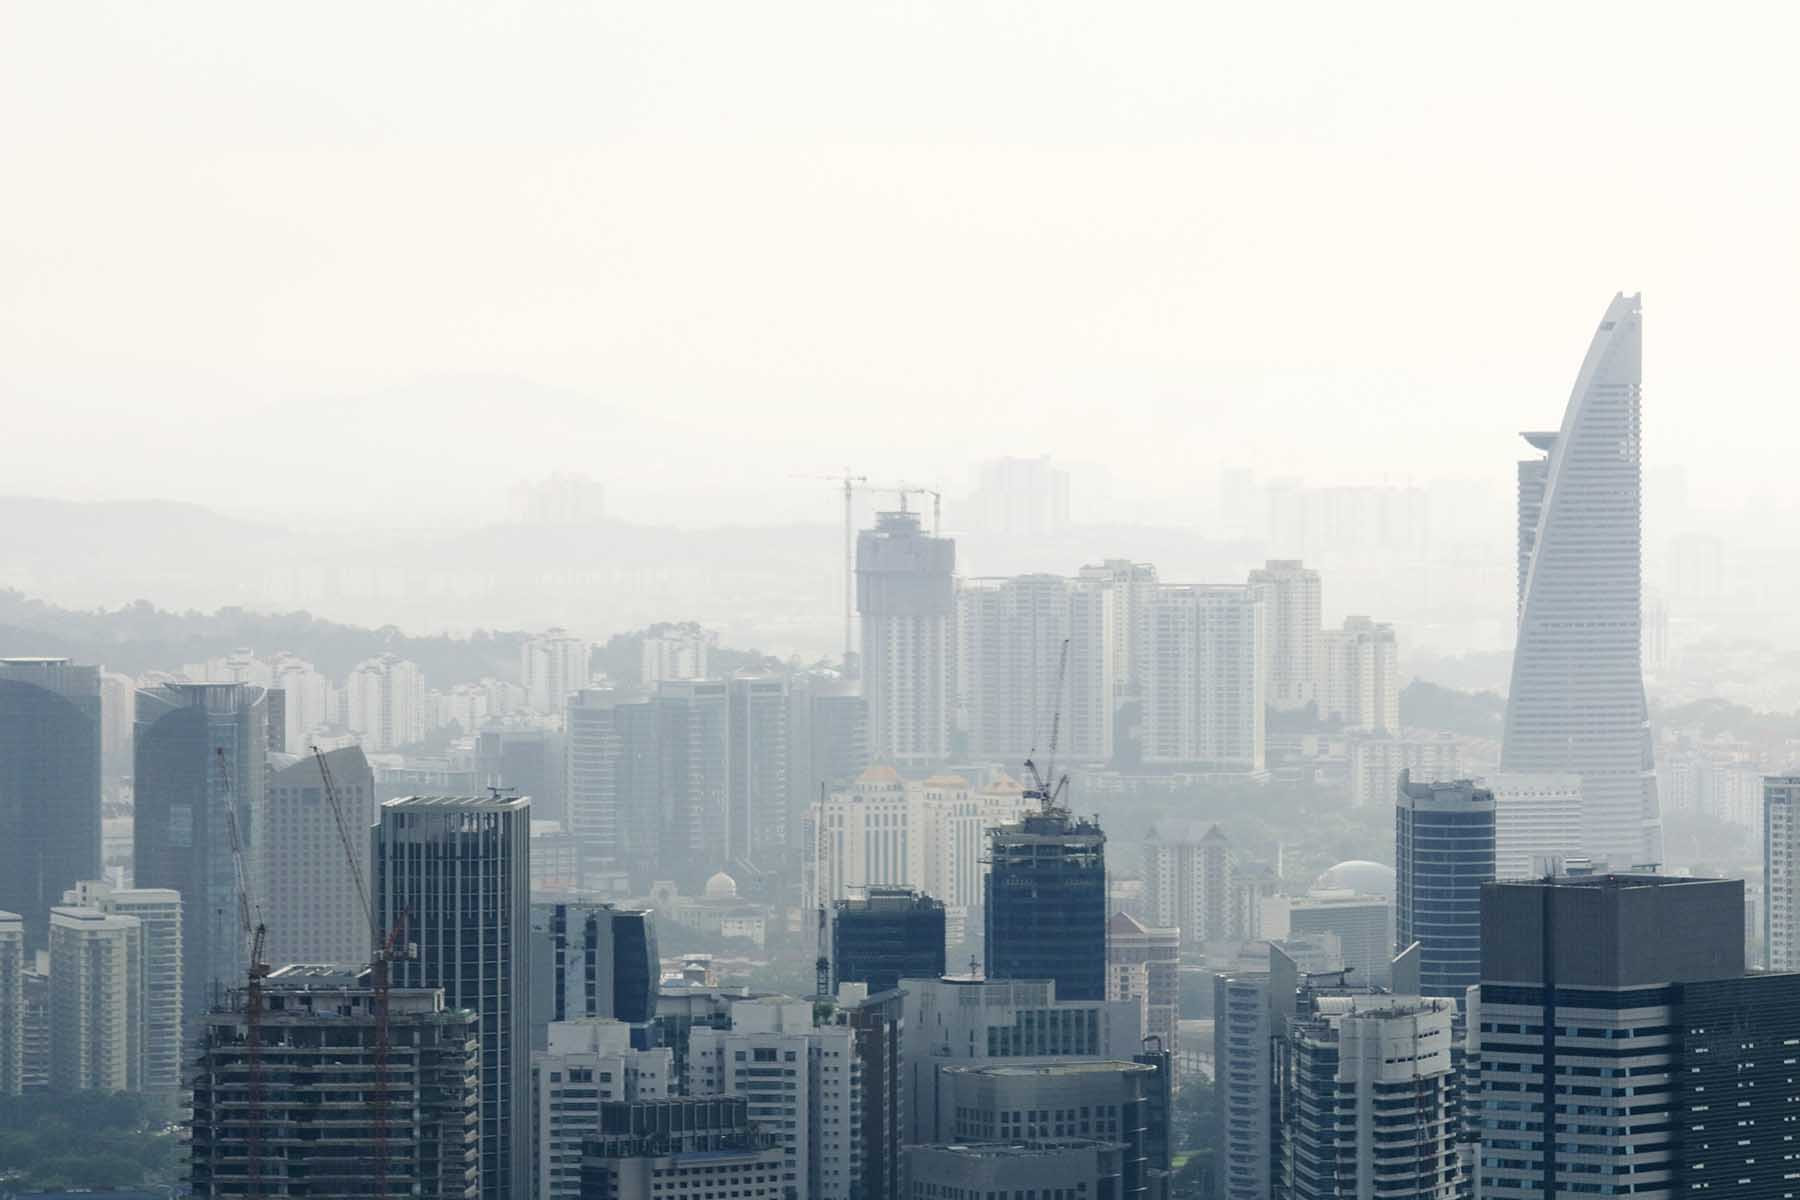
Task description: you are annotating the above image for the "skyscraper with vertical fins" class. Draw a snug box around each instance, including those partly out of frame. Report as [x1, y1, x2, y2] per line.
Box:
[1503, 293, 1661, 867]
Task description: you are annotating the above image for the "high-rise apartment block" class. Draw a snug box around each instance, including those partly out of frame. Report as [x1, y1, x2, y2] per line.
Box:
[787, 679, 869, 858]
[266, 745, 375, 967]
[640, 624, 715, 686]
[857, 510, 955, 766]
[1318, 617, 1399, 734]
[1489, 771, 1582, 880]
[687, 997, 861, 1200]
[48, 904, 143, 1092]
[533, 1019, 673, 1200]
[577, 1098, 784, 1200]
[1076, 559, 1159, 706]
[1503, 293, 1661, 868]
[522, 628, 592, 714]
[1106, 912, 1179, 1068]
[0, 911, 21, 1095]
[1141, 822, 1263, 956]
[968, 454, 1071, 537]
[1765, 774, 1800, 971]
[727, 676, 790, 867]
[830, 888, 946, 994]
[958, 574, 1114, 763]
[1142, 585, 1265, 771]
[1395, 772, 1494, 997]
[376, 795, 532, 1200]
[1213, 946, 1299, 1200]
[189, 965, 481, 1200]
[529, 899, 659, 1050]
[1347, 734, 1459, 809]
[986, 809, 1107, 1002]
[61, 880, 182, 1096]
[345, 653, 427, 750]
[1248, 560, 1321, 712]
[0, 658, 101, 946]
[135, 680, 268, 1022]
[653, 679, 730, 884]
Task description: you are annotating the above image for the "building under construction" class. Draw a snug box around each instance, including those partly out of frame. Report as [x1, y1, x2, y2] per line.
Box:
[189, 964, 481, 1199]
[984, 810, 1108, 1001]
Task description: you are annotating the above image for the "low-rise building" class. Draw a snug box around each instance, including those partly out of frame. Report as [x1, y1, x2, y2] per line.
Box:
[534, 1019, 673, 1200]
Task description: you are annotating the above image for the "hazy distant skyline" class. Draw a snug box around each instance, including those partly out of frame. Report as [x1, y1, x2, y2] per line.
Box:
[5, 3, 1798, 527]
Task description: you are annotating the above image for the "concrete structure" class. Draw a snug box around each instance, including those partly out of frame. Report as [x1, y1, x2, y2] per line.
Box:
[1288, 893, 1393, 992]
[533, 1018, 672, 1200]
[1768, 775, 1800, 971]
[1248, 560, 1321, 712]
[189, 964, 480, 1199]
[903, 1141, 1122, 1200]
[687, 996, 861, 1200]
[266, 745, 375, 968]
[898, 976, 1146, 1144]
[345, 652, 427, 750]
[986, 810, 1107, 1002]
[0, 911, 21, 1095]
[1106, 912, 1179, 1069]
[653, 680, 731, 886]
[61, 881, 182, 1096]
[939, 1061, 1156, 1200]
[1142, 585, 1265, 771]
[1317, 617, 1399, 734]
[857, 510, 956, 766]
[831, 888, 945, 995]
[787, 679, 869, 859]
[376, 795, 532, 1200]
[1477, 874, 1800, 1199]
[1284, 995, 1460, 1200]
[134, 680, 269, 1022]
[477, 727, 567, 827]
[1078, 559, 1161, 714]
[640, 625, 716, 686]
[727, 675, 790, 867]
[529, 898, 659, 1051]
[968, 454, 1071, 537]
[1503, 293, 1661, 868]
[1488, 771, 1582, 880]
[829, 984, 903, 1200]
[1347, 734, 1459, 810]
[957, 574, 1114, 764]
[566, 689, 643, 877]
[47, 904, 143, 1092]
[1213, 946, 1298, 1200]
[808, 766, 916, 912]
[577, 1097, 783, 1200]
[522, 628, 591, 714]
[0, 658, 101, 947]
[1396, 772, 1493, 997]
[1141, 821, 1258, 955]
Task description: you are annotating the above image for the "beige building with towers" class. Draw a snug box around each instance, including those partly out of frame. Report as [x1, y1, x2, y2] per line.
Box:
[48, 905, 143, 1092]
[62, 881, 182, 1097]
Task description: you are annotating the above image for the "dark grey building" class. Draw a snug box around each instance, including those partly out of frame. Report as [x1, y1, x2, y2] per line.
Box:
[0, 659, 101, 948]
[654, 680, 730, 887]
[726, 676, 788, 869]
[787, 678, 868, 859]
[134, 681, 268, 1021]
[529, 898, 659, 1050]
[830, 888, 945, 995]
[1395, 770, 1493, 997]
[1477, 874, 1800, 1199]
[985, 809, 1107, 1001]
[578, 1098, 782, 1200]
[376, 795, 532, 1200]
[856, 509, 955, 766]
[476, 728, 565, 825]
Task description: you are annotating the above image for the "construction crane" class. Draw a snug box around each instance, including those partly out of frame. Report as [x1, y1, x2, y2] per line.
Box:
[867, 482, 942, 536]
[1022, 638, 1072, 813]
[218, 747, 270, 1199]
[815, 905, 831, 1000]
[791, 468, 867, 672]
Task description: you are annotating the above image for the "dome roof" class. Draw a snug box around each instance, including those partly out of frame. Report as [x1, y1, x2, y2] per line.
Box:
[703, 871, 739, 899]
[1313, 860, 1396, 897]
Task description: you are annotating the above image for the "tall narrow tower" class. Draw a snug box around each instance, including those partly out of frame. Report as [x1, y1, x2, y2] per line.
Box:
[856, 510, 955, 766]
[0, 658, 101, 947]
[1503, 293, 1660, 868]
[984, 809, 1107, 1001]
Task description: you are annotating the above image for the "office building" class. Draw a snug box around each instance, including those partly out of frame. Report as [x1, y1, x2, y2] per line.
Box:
[533, 1019, 673, 1200]
[830, 888, 945, 995]
[134, 680, 269, 1022]
[189, 964, 481, 1200]
[0, 658, 101, 946]
[1347, 735, 1460, 810]
[1489, 771, 1581, 880]
[1287, 892, 1394, 992]
[829, 984, 903, 1200]
[1317, 617, 1399, 734]
[48, 905, 143, 1092]
[567, 689, 632, 872]
[1477, 874, 1800, 1199]
[727, 676, 789, 867]
[904, 1141, 1122, 1200]
[522, 628, 591, 714]
[577, 1097, 784, 1200]
[345, 652, 427, 750]
[986, 809, 1107, 1002]
[787, 679, 869, 858]
[807, 766, 917, 910]
[1141, 821, 1264, 955]
[1284, 995, 1461, 1200]
[1504, 293, 1660, 867]
[1142, 585, 1265, 771]
[0, 911, 20, 1095]
[654, 680, 731, 885]
[376, 795, 532, 1200]
[1395, 772, 1493, 997]
[687, 996, 860, 1200]
[1768, 775, 1800, 970]
[857, 509, 955, 765]
[477, 727, 567, 826]
[898, 976, 1146, 1144]
[266, 745, 375, 968]
[62, 881, 182, 1096]
[1248, 560, 1321, 712]
[529, 899, 659, 1050]
[1106, 912, 1179, 1067]
[941, 1060, 1156, 1200]
[1213, 947, 1298, 1200]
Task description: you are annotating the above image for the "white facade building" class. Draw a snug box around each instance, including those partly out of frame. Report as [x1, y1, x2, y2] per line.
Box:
[1142, 585, 1265, 770]
[1077, 560, 1159, 704]
[1489, 771, 1583, 880]
[687, 997, 862, 1200]
[1347, 735, 1460, 809]
[265, 747, 375, 969]
[1318, 617, 1399, 734]
[640, 625, 716, 685]
[957, 575, 1114, 764]
[856, 511, 955, 767]
[1766, 775, 1800, 971]
[61, 881, 182, 1096]
[532, 1018, 672, 1200]
[1142, 821, 1260, 954]
[271, 653, 332, 749]
[523, 628, 592, 714]
[48, 905, 143, 1092]
[344, 653, 427, 750]
[1248, 560, 1322, 712]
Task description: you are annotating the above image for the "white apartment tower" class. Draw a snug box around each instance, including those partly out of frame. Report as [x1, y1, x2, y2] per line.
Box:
[1765, 775, 1800, 971]
[1318, 617, 1399, 734]
[806, 767, 917, 912]
[687, 997, 862, 1200]
[345, 653, 427, 751]
[1076, 560, 1159, 703]
[265, 747, 375, 968]
[1489, 772, 1583, 880]
[1143, 585, 1265, 770]
[532, 1019, 673, 1200]
[61, 881, 182, 1096]
[957, 574, 1114, 764]
[523, 628, 592, 714]
[1142, 821, 1258, 955]
[856, 511, 955, 766]
[1247, 559, 1321, 712]
[48, 905, 143, 1092]
[1503, 292, 1660, 867]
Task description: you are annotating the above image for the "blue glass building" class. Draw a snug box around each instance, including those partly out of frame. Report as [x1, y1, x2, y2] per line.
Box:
[984, 809, 1107, 1001]
[0, 659, 100, 948]
[831, 887, 946, 994]
[1395, 769, 1494, 997]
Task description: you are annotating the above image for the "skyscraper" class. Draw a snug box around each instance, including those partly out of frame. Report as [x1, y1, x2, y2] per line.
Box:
[48, 904, 143, 1092]
[375, 795, 532, 1200]
[62, 880, 182, 1097]
[0, 658, 101, 946]
[567, 689, 631, 873]
[1489, 771, 1582, 880]
[528, 899, 659, 1049]
[521, 627, 591, 714]
[266, 745, 375, 968]
[0, 911, 22, 1095]
[1395, 771, 1494, 997]
[856, 510, 955, 766]
[345, 653, 427, 751]
[1142, 585, 1265, 771]
[1317, 616, 1399, 734]
[726, 676, 789, 867]
[985, 808, 1107, 1001]
[1765, 774, 1800, 970]
[1503, 292, 1660, 868]
[134, 680, 269, 1022]
[830, 888, 946, 994]
[1247, 560, 1321, 712]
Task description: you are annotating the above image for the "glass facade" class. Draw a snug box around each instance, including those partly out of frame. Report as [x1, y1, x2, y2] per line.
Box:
[1395, 773, 1494, 998]
[831, 890, 946, 994]
[529, 900, 659, 1050]
[0, 659, 100, 948]
[985, 812, 1107, 1001]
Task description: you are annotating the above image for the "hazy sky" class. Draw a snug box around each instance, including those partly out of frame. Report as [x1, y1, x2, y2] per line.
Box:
[4, 2, 1798, 527]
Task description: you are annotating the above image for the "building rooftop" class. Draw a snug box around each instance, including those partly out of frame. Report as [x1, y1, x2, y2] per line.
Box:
[382, 793, 530, 812]
[916, 1139, 1121, 1160]
[1493, 872, 1715, 891]
[943, 1059, 1155, 1080]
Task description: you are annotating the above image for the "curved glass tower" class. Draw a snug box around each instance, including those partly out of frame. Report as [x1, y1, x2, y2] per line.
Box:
[1503, 292, 1661, 867]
